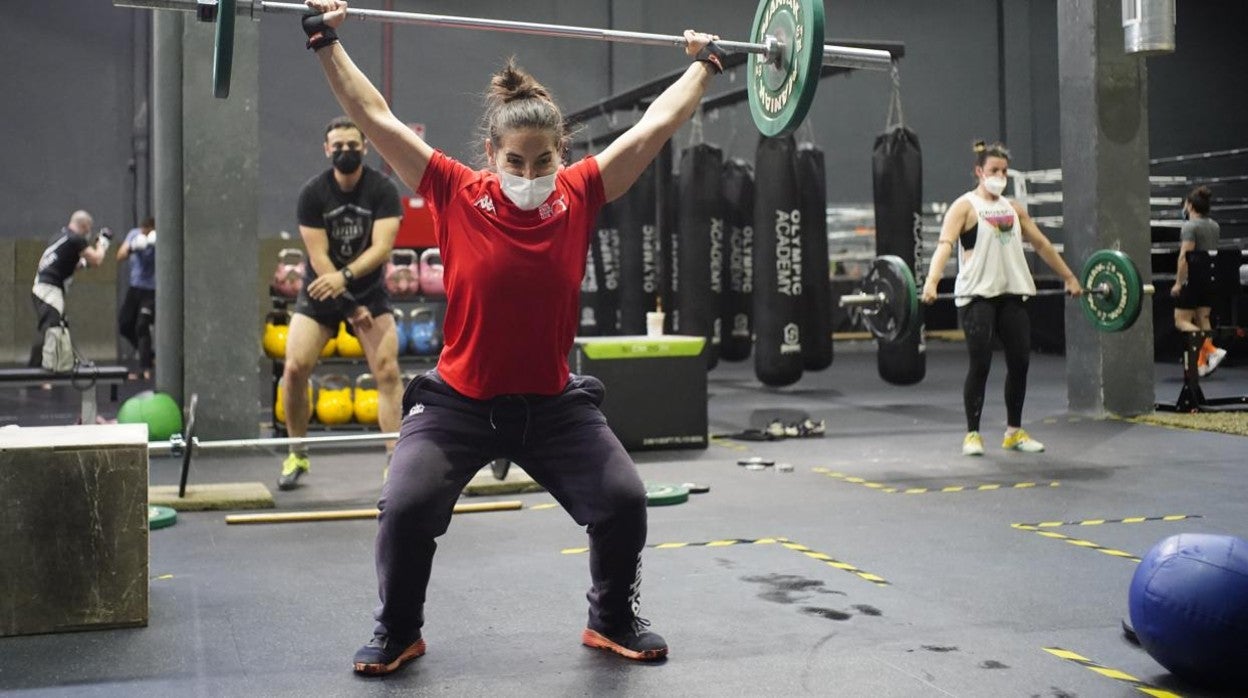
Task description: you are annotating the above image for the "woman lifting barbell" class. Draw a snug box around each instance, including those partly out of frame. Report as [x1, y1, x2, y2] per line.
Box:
[303, 0, 726, 675]
[921, 141, 1083, 457]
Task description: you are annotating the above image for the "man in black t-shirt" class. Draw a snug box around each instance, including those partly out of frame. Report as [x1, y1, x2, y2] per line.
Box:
[279, 116, 403, 490]
[29, 210, 111, 367]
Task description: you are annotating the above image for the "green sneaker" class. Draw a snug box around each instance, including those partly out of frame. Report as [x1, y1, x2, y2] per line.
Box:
[1002, 429, 1044, 453]
[962, 431, 984, 456]
[278, 452, 310, 490]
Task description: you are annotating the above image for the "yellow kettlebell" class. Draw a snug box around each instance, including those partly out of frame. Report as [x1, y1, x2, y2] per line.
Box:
[262, 310, 290, 359]
[336, 321, 364, 358]
[353, 373, 380, 425]
[315, 373, 354, 424]
[274, 377, 314, 424]
[320, 335, 337, 358]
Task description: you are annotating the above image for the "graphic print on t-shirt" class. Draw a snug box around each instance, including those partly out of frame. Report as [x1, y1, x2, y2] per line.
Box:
[323, 203, 374, 262]
[983, 212, 1016, 236]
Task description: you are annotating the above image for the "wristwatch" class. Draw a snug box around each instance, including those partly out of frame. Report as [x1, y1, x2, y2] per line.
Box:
[341, 266, 355, 283]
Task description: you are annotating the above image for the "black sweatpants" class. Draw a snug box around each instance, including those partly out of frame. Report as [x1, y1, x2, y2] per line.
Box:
[959, 295, 1031, 433]
[373, 370, 648, 642]
[118, 287, 156, 370]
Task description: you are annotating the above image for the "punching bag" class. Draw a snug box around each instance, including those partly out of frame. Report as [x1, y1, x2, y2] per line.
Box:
[591, 201, 622, 335]
[578, 244, 600, 336]
[797, 143, 832, 371]
[873, 125, 926, 385]
[753, 135, 804, 387]
[617, 161, 661, 335]
[720, 159, 755, 362]
[675, 144, 724, 368]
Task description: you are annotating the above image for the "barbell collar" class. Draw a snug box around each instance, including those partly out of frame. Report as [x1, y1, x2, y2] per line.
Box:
[839, 292, 887, 308]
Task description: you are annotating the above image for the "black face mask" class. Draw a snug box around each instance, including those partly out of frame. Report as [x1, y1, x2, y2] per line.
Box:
[332, 149, 363, 174]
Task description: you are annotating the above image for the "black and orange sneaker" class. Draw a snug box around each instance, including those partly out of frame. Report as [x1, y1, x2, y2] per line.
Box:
[581, 617, 668, 661]
[352, 633, 426, 675]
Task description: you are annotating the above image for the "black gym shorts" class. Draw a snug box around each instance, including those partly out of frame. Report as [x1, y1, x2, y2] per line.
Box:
[294, 282, 393, 332]
[1175, 251, 1216, 310]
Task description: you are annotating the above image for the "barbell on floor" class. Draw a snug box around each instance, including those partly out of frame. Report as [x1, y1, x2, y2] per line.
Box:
[114, 0, 895, 136]
[839, 249, 1157, 343]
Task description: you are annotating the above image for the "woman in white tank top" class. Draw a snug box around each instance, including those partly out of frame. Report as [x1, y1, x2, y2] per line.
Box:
[921, 141, 1083, 456]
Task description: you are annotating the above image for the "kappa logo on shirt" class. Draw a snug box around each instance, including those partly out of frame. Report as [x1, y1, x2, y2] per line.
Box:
[539, 195, 568, 221]
[408, 403, 425, 417]
[474, 194, 496, 214]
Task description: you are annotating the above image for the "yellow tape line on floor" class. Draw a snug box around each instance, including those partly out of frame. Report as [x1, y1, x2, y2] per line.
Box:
[814, 467, 1060, 494]
[561, 537, 890, 587]
[1043, 648, 1182, 698]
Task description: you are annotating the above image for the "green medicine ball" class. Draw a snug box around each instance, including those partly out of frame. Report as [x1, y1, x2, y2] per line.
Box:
[117, 391, 183, 441]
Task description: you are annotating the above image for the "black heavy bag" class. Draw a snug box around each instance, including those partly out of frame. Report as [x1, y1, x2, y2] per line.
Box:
[675, 144, 724, 368]
[872, 125, 926, 385]
[591, 200, 622, 335]
[657, 144, 678, 334]
[720, 159, 755, 362]
[753, 135, 804, 387]
[797, 143, 832, 371]
[578, 242, 600, 336]
[617, 161, 661, 335]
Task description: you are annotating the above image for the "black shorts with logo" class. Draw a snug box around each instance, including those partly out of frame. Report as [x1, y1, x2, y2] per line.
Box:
[1175, 250, 1216, 310]
[294, 281, 392, 332]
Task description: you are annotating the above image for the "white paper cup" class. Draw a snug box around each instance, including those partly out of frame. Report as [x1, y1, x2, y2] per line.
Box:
[645, 312, 665, 337]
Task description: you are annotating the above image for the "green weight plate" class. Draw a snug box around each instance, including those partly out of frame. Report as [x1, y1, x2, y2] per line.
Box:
[149, 505, 178, 530]
[747, 0, 825, 137]
[1080, 249, 1143, 332]
[645, 482, 690, 506]
[213, 0, 235, 99]
[860, 255, 918, 343]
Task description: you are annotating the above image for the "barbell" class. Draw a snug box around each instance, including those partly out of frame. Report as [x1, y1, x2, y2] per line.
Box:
[113, 0, 895, 136]
[839, 249, 1157, 343]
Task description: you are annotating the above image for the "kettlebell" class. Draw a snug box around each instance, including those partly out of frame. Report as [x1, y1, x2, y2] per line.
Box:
[385, 249, 419, 298]
[353, 373, 380, 425]
[274, 377, 314, 424]
[336, 321, 365, 358]
[262, 309, 290, 359]
[409, 307, 442, 356]
[271, 248, 306, 299]
[315, 373, 354, 424]
[418, 248, 445, 296]
[320, 334, 337, 358]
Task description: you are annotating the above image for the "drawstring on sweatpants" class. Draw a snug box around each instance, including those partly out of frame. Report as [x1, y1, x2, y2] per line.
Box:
[488, 395, 532, 446]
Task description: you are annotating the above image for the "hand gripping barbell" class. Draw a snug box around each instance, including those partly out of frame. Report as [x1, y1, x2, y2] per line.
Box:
[113, 0, 895, 136]
[839, 249, 1156, 343]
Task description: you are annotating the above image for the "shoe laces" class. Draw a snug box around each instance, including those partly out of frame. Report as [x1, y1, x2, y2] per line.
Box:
[366, 634, 389, 649]
[631, 616, 652, 635]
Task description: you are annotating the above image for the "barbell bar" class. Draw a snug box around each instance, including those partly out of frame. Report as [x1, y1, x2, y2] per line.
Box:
[148, 430, 399, 456]
[113, 0, 895, 136]
[838, 249, 1158, 344]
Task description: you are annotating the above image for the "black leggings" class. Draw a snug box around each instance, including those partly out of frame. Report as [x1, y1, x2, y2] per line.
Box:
[960, 295, 1030, 433]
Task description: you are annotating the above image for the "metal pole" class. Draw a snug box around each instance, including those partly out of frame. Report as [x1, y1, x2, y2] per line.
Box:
[114, 0, 894, 70]
[152, 9, 184, 404]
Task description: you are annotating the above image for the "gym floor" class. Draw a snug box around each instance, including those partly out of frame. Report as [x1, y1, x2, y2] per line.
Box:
[1, 342, 1245, 697]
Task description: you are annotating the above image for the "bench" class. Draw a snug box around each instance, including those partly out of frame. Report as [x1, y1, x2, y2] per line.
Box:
[0, 365, 130, 423]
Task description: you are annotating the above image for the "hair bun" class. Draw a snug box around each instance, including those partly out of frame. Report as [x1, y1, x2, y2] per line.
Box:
[972, 140, 987, 153]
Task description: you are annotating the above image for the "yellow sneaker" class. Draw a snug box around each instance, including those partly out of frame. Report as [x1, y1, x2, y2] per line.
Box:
[962, 432, 984, 456]
[1002, 429, 1044, 453]
[278, 452, 310, 490]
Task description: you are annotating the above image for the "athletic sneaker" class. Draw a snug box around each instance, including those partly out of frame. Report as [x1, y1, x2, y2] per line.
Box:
[581, 617, 668, 661]
[1002, 429, 1044, 453]
[1205, 347, 1228, 376]
[352, 633, 426, 675]
[962, 432, 984, 456]
[277, 452, 310, 490]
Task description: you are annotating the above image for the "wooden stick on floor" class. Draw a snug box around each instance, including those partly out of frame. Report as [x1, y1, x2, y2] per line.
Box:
[225, 500, 523, 525]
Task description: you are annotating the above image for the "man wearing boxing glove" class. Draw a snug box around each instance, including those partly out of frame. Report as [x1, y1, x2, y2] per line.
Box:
[279, 116, 404, 490]
[29, 210, 110, 368]
[117, 217, 157, 380]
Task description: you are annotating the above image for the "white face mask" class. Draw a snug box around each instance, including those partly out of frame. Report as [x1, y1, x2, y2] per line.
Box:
[983, 175, 1008, 196]
[498, 170, 557, 211]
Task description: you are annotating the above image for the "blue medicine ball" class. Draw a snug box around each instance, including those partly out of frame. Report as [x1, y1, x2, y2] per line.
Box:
[1128, 533, 1248, 688]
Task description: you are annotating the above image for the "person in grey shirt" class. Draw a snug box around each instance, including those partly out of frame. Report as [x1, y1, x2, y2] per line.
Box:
[1171, 185, 1226, 376]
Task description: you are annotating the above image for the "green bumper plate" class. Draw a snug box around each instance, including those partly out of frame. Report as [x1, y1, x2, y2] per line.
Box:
[149, 505, 178, 530]
[645, 482, 690, 506]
